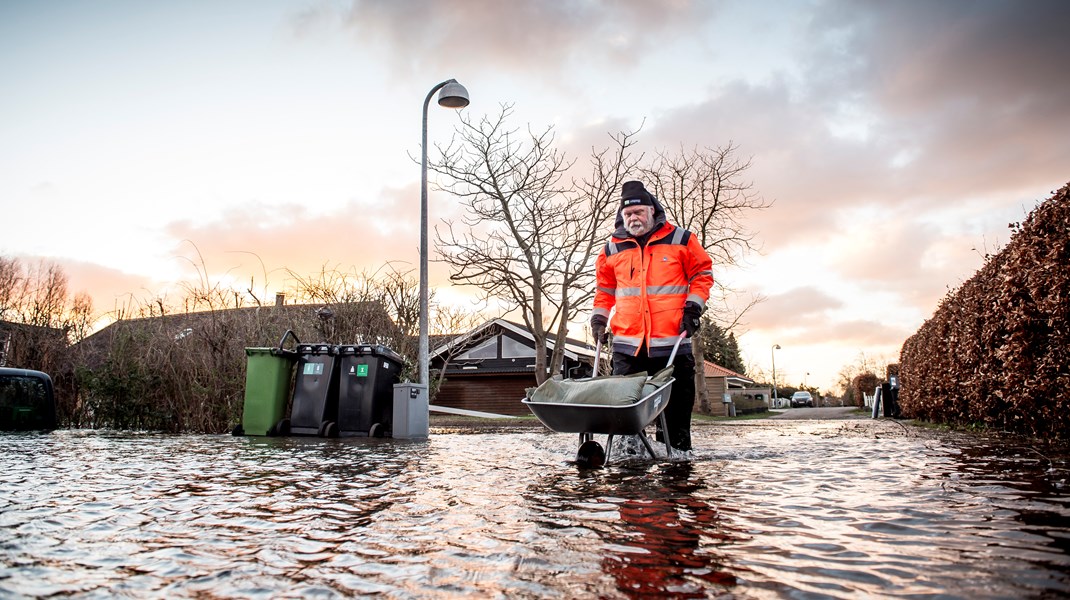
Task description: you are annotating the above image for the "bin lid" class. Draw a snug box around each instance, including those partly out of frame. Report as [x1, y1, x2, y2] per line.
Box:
[296, 343, 336, 355]
[337, 344, 404, 363]
[245, 347, 298, 358]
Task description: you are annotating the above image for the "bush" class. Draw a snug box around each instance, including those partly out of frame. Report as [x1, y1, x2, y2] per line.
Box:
[899, 182, 1070, 437]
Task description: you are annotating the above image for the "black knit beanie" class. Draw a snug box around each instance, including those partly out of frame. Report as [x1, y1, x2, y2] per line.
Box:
[620, 180, 654, 208]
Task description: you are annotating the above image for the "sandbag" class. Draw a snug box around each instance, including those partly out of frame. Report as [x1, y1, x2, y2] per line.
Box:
[526, 365, 674, 407]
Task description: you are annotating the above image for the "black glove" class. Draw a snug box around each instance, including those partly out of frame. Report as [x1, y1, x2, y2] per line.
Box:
[590, 314, 609, 344]
[680, 302, 702, 337]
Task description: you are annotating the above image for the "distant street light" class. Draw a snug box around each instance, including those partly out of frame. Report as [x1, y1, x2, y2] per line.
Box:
[771, 344, 781, 408]
[419, 79, 470, 388]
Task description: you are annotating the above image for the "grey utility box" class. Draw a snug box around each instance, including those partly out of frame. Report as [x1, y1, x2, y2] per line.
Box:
[392, 383, 429, 439]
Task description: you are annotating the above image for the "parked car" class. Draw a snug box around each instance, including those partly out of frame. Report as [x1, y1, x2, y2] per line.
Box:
[790, 391, 813, 408]
[0, 367, 56, 431]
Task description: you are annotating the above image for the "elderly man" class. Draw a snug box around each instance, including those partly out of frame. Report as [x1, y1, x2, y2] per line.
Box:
[591, 180, 714, 452]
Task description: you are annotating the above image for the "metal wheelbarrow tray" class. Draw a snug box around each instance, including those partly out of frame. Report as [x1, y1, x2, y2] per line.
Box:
[522, 376, 675, 463]
[522, 333, 685, 465]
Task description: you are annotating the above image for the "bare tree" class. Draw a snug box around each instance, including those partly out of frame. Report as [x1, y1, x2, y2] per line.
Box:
[639, 142, 771, 267]
[0, 257, 96, 345]
[429, 105, 640, 383]
[638, 142, 771, 411]
[0, 257, 23, 322]
[286, 263, 414, 351]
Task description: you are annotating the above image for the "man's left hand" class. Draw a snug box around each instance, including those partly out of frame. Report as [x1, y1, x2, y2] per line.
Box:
[680, 302, 702, 337]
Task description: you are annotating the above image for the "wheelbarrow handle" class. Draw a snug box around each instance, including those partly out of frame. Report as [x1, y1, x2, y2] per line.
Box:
[665, 332, 687, 368]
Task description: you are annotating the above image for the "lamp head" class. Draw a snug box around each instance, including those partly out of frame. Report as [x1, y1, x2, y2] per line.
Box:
[774, 344, 781, 350]
[438, 80, 470, 109]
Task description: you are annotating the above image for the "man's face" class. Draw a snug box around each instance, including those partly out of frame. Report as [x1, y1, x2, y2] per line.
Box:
[622, 205, 655, 237]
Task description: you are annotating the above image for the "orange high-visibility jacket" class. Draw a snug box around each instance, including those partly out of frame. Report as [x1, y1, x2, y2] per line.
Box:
[593, 217, 714, 358]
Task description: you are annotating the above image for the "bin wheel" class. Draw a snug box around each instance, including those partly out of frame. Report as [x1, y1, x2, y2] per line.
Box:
[576, 440, 606, 469]
[231, 424, 244, 436]
[323, 421, 339, 438]
[369, 423, 383, 438]
[273, 418, 290, 436]
[317, 421, 328, 437]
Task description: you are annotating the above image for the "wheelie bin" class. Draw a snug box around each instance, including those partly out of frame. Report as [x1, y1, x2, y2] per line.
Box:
[289, 343, 341, 437]
[336, 344, 405, 437]
[237, 330, 299, 436]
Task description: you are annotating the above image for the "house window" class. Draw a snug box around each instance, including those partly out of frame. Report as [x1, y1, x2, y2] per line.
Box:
[501, 335, 534, 358]
[457, 337, 497, 360]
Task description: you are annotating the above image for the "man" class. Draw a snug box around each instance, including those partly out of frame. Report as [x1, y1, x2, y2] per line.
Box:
[591, 180, 714, 452]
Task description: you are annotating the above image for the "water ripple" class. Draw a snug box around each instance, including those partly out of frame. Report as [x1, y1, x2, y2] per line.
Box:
[2, 422, 1070, 598]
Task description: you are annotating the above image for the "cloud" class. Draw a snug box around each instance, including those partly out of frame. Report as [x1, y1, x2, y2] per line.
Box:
[327, 0, 717, 76]
[161, 182, 433, 296]
[745, 286, 842, 330]
[9, 256, 155, 319]
[803, 0, 1070, 197]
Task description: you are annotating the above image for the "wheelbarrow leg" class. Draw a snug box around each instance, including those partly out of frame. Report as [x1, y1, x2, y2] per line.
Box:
[658, 412, 672, 456]
[605, 434, 614, 464]
[637, 432, 657, 459]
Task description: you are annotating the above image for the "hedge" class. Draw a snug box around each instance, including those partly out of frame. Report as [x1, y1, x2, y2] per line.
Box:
[899, 181, 1070, 437]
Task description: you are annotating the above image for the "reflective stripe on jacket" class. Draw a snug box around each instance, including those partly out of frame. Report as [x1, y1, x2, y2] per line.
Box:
[593, 222, 714, 357]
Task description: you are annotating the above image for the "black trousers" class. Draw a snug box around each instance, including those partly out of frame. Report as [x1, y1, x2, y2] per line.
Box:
[612, 348, 696, 451]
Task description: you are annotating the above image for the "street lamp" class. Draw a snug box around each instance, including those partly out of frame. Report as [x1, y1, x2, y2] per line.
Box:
[771, 344, 781, 408]
[419, 79, 470, 388]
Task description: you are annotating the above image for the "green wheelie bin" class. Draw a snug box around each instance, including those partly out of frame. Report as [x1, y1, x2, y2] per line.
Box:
[236, 330, 299, 436]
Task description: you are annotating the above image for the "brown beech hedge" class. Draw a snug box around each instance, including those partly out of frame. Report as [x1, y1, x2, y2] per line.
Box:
[899, 181, 1070, 437]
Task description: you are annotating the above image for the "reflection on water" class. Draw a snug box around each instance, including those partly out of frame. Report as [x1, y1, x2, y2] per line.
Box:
[2, 420, 1070, 598]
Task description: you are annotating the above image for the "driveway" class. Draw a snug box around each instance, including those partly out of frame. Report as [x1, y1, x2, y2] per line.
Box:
[767, 406, 866, 420]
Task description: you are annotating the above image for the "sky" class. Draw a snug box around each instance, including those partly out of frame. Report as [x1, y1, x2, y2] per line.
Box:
[2, 0, 1068, 394]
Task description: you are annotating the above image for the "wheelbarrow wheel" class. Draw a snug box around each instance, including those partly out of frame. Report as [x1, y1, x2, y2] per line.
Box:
[323, 421, 339, 438]
[576, 440, 606, 469]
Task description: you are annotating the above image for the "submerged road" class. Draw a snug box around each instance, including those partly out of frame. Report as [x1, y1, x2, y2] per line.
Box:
[766, 405, 865, 420]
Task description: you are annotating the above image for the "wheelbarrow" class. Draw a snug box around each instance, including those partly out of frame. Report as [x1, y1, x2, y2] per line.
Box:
[522, 333, 684, 466]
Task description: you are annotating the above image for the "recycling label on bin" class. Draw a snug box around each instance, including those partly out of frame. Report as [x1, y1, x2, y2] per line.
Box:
[350, 364, 369, 377]
[303, 363, 324, 375]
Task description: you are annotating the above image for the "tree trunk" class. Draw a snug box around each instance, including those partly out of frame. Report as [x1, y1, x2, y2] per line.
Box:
[693, 336, 711, 414]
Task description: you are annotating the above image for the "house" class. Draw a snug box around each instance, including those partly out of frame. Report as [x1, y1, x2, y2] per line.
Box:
[701, 361, 762, 416]
[0, 320, 68, 370]
[76, 297, 404, 369]
[429, 319, 598, 416]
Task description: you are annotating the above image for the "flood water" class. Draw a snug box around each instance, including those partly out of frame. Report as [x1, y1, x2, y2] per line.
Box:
[3, 417, 1070, 599]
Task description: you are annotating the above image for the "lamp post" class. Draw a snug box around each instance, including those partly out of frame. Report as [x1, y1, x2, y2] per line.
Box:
[419, 79, 470, 388]
[771, 344, 781, 408]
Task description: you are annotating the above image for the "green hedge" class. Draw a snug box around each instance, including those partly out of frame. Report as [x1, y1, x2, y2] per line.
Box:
[899, 182, 1070, 437]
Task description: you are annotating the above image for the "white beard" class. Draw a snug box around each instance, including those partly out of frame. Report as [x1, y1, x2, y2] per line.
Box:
[626, 221, 647, 236]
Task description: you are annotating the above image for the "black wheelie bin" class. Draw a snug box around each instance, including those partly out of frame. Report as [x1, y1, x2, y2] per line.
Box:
[336, 344, 405, 437]
[289, 343, 341, 437]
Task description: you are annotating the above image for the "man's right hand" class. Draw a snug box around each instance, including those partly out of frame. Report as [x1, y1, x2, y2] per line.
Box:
[590, 315, 608, 344]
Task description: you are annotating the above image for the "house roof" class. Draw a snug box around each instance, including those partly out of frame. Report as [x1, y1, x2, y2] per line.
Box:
[703, 361, 753, 384]
[81, 301, 394, 341]
[430, 318, 598, 361]
[75, 301, 402, 369]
